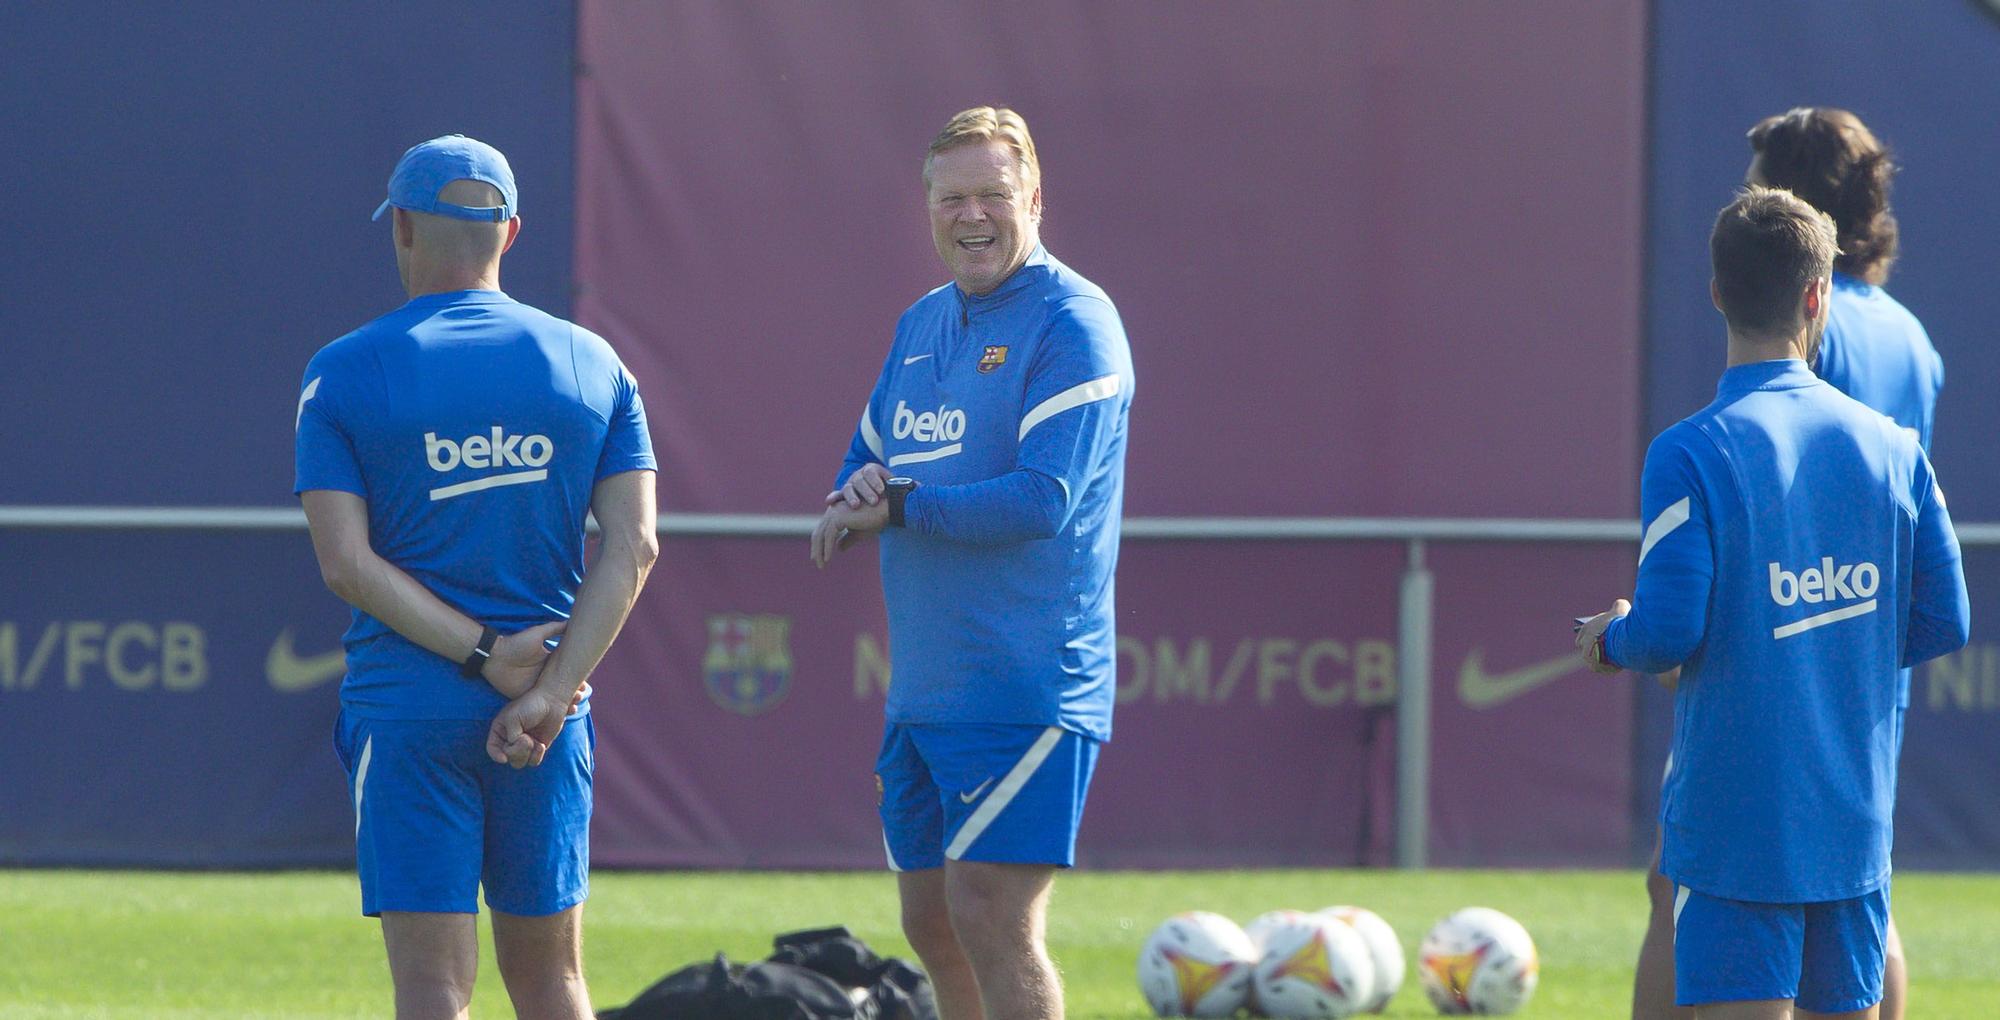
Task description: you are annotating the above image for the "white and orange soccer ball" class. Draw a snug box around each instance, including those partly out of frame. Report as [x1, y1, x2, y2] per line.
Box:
[1316, 905, 1405, 1014]
[1417, 907, 1539, 1015]
[1137, 911, 1258, 1018]
[1244, 908, 1313, 954]
[1251, 911, 1377, 1018]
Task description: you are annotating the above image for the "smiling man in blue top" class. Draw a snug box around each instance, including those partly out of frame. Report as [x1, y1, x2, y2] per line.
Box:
[1576, 187, 1967, 1020]
[296, 135, 658, 1020]
[811, 106, 1134, 1020]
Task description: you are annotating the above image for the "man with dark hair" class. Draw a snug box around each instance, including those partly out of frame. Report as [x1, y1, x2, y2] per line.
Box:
[1633, 110, 1944, 1020]
[811, 106, 1134, 1020]
[297, 135, 659, 1020]
[1578, 187, 1967, 1020]
[1748, 108, 1940, 448]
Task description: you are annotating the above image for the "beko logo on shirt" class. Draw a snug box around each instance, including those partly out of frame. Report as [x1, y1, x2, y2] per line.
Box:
[891, 401, 966, 443]
[424, 428, 554, 471]
[1768, 558, 1880, 605]
[885, 400, 968, 468]
[421, 427, 553, 501]
[1767, 557, 1881, 640]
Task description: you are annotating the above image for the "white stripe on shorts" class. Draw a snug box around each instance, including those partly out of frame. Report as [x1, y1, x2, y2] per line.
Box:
[1672, 885, 1691, 931]
[884, 831, 904, 873]
[945, 726, 1064, 861]
[352, 734, 373, 837]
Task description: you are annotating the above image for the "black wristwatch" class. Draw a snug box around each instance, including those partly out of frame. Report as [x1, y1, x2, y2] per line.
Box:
[885, 477, 918, 528]
[460, 626, 499, 678]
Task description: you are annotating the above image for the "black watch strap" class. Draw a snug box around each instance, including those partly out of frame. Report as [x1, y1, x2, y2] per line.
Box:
[460, 626, 499, 678]
[886, 477, 917, 528]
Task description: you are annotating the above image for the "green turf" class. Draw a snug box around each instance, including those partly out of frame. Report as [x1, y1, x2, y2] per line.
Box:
[3, 869, 1998, 1018]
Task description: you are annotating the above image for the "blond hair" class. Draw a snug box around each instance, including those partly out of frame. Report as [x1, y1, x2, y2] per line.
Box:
[924, 106, 1040, 190]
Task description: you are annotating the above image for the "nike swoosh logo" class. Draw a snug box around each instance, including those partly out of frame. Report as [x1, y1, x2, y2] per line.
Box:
[958, 777, 995, 804]
[1457, 649, 1588, 708]
[903, 354, 934, 365]
[266, 628, 345, 693]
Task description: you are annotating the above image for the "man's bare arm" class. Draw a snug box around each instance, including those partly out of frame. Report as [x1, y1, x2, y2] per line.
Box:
[532, 469, 659, 702]
[301, 489, 561, 695]
[487, 470, 658, 767]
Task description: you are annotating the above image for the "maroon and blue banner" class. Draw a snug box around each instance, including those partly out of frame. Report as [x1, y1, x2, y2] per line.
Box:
[0, 529, 1635, 869]
[3, 528, 1995, 869]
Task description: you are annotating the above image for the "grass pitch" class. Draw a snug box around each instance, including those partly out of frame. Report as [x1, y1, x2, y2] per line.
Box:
[3, 869, 1999, 1018]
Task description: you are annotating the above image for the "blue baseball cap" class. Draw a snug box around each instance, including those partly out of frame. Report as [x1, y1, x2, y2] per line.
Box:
[371, 134, 517, 222]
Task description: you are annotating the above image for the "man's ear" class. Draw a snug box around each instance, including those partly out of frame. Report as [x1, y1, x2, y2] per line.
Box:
[502, 216, 522, 255]
[393, 208, 415, 250]
[1710, 277, 1723, 313]
[1802, 275, 1829, 321]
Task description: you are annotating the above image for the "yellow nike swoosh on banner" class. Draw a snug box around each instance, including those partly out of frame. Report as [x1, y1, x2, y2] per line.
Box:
[266, 628, 346, 693]
[1457, 649, 1588, 709]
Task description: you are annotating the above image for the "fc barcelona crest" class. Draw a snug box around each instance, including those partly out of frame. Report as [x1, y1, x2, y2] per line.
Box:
[701, 614, 793, 715]
[977, 345, 1009, 374]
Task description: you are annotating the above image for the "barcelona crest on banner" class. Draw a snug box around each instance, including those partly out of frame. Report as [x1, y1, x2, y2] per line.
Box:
[978, 345, 1009, 373]
[701, 614, 793, 715]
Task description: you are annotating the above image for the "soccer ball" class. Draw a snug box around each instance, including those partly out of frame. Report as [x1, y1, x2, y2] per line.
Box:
[1417, 907, 1539, 1015]
[1251, 911, 1377, 1018]
[1245, 908, 1312, 953]
[1316, 905, 1405, 1014]
[1137, 911, 1258, 1017]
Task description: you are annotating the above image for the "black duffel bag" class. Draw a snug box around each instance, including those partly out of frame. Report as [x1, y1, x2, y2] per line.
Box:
[600, 926, 937, 1020]
[768, 927, 937, 1020]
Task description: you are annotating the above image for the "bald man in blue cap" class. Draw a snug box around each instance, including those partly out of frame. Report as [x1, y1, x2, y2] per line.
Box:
[296, 135, 659, 1020]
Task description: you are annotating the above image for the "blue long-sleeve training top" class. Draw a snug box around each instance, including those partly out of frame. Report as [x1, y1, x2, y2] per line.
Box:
[1817, 272, 1946, 708]
[836, 246, 1134, 742]
[1603, 359, 1967, 903]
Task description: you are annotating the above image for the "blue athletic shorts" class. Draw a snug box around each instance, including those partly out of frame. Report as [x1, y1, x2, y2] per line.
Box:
[876, 722, 1099, 871]
[1673, 884, 1889, 1013]
[334, 709, 594, 917]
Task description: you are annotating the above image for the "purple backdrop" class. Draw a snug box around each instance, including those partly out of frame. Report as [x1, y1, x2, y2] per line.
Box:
[575, 1, 1646, 518]
[575, 2, 1648, 867]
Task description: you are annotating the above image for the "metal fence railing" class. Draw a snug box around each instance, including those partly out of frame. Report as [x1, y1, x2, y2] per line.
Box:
[7, 506, 1995, 869]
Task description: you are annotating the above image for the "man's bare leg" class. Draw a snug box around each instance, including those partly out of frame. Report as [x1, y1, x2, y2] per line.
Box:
[1635, 848, 1694, 1020]
[493, 904, 592, 1020]
[1879, 918, 1904, 1020]
[1695, 1001, 1790, 1020]
[900, 869, 984, 1020]
[382, 911, 478, 1020]
[1799, 1005, 1880, 1020]
[947, 860, 1062, 1020]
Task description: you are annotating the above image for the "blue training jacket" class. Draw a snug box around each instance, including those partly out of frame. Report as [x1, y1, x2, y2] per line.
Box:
[1604, 359, 1967, 903]
[836, 247, 1134, 742]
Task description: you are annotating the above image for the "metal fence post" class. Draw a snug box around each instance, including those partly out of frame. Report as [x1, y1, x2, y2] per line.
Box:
[1396, 537, 1434, 869]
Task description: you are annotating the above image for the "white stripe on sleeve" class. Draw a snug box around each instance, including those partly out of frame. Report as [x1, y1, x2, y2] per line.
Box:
[1018, 374, 1121, 442]
[859, 407, 885, 462]
[1637, 497, 1691, 568]
[295, 377, 321, 431]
